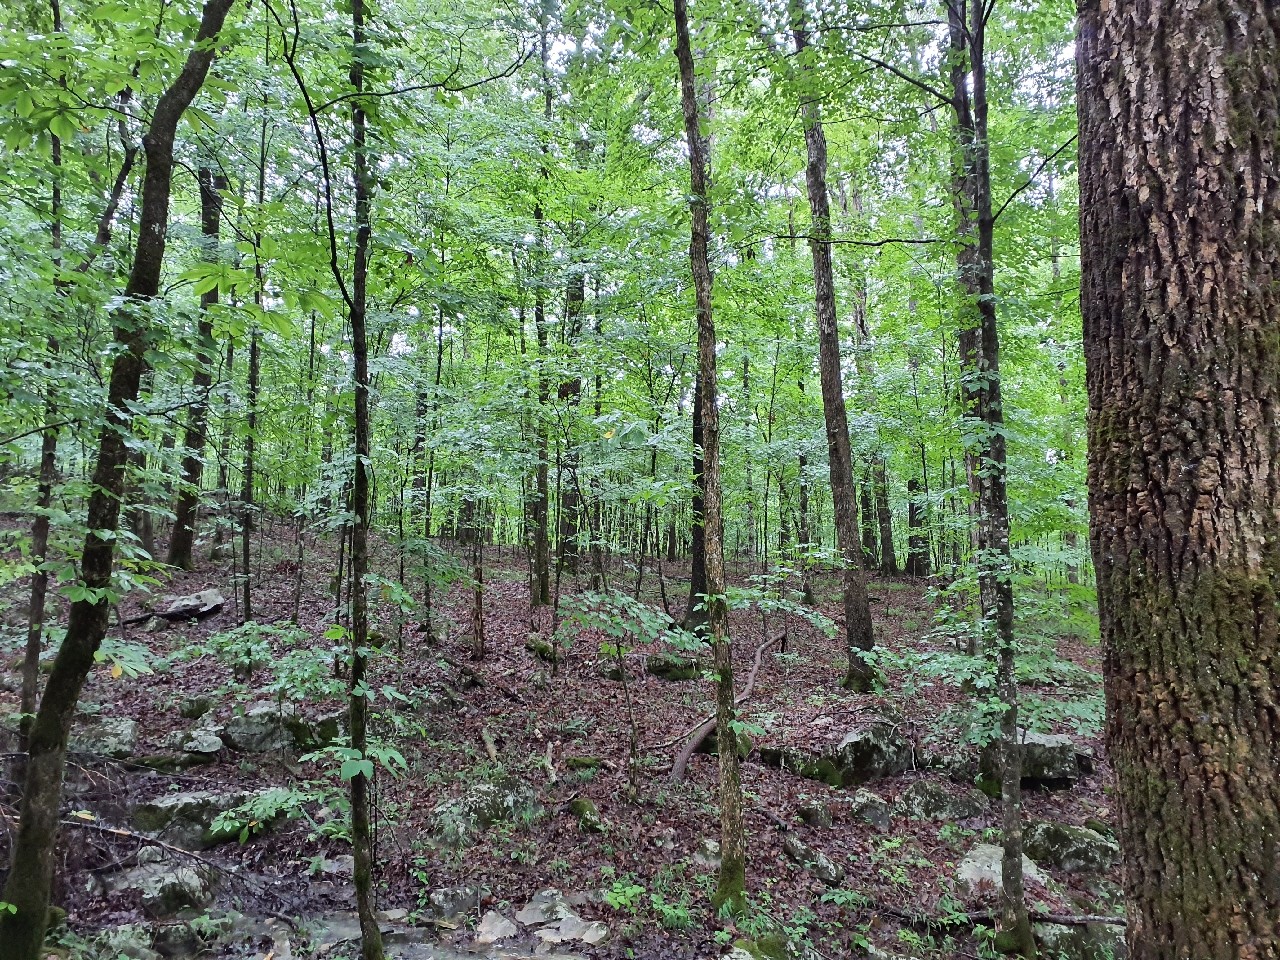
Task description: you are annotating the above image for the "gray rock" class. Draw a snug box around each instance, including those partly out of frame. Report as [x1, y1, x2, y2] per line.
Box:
[70, 716, 139, 759]
[431, 779, 539, 847]
[423, 885, 486, 926]
[956, 843, 1040, 899]
[782, 834, 844, 886]
[107, 862, 215, 917]
[316, 854, 355, 878]
[516, 888, 574, 928]
[181, 727, 225, 758]
[132, 790, 249, 850]
[179, 695, 213, 720]
[692, 837, 721, 870]
[1024, 821, 1119, 874]
[847, 788, 893, 829]
[223, 702, 302, 753]
[93, 924, 161, 960]
[798, 801, 833, 828]
[645, 653, 700, 682]
[162, 589, 225, 620]
[209, 543, 235, 562]
[759, 718, 913, 788]
[984, 729, 1081, 790]
[1034, 921, 1127, 960]
[475, 910, 518, 944]
[568, 797, 606, 833]
[896, 780, 987, 821]
[536, 914, 609, 946]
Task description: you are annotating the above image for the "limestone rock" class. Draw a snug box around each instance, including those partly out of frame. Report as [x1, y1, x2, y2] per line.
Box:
[847, 788, 893, 829]
[161, 589, 225, 621]
[106, 862, 215, 917]
[782, 835, 844, 886]
[1024, 821, 1119, 874]
[178, 696, 213, 720]
[983, 729, 1081, 790]
[222, 702, 309, 753]
[692, 837, 721, 870]
[568, 797, 605, 833]
[515, 888, 574, 928]
[798, 801, 833, 829]
[423, 885, 486, 926]
[70, 717, 138, 759]
[475, 910, 518, 944]
[759, 718, 913, 788]
[132, 790, 249, 850]
[896, 779, 987, 821]
[645, 653, 700, 682]
[956, 843, 1040, 899]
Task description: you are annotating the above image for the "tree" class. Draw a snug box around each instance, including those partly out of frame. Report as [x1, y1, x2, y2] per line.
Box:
[1078, 2, 1280, 957]
[0, 2, 237, 954]
[673, 0, 746, 913]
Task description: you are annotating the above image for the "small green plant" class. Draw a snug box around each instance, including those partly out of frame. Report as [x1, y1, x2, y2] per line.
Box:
[604, 879, 646, 913]
[209, 787, 311, 842]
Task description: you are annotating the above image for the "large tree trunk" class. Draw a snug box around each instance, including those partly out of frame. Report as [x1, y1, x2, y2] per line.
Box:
[0, 5, 236, 955]
[682, 375, 709, 634]
[167, 166, 225, 569]
[673, 0, 745, 912]
[792, 5, 876, 692]
[1078, 2, 1280, 957]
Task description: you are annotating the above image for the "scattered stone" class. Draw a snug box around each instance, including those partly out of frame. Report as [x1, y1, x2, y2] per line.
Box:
[693, 837, 721, 870]
[376, 908, 409, 924]
[145, 617, 168, 634]
[516, 888, 574, 928]
[161, 589, 225, 621]
[568, 797, 606, 833]
[798, 800, 833, 829]
[645, 653, 700, 682]
[896, 779, 987, 821]
[847, 788, 893, 829]
[423, 885, 486, 926]
[431, 779, 540, 847]
[222, 702, 312, 754]
[178, 695, 213, 720]
[181, 727, 225, 759]
[70, 716, 139, 759]
[526, 635, 556, 662]
[956, 843, 1040, 899]
[782, 835, 844, 886]
[475, 910, 519, 944]
[316, 855, 355, 878]
[92, 924, 161, 960]
[1033, 921, 1127, 960]
[1024, 821, 1119, 874]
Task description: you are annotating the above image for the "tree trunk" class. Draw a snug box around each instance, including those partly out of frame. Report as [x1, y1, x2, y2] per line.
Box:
[873, 455, 897, 575]
[167, 166, 225, 569]
[682, 375, 709, 634]
[906, 474, 929, 578]
[673, 0, 745, 912]
[792, 6, 876, 692]
[946, 1, 1032, 952]
[0, 5, 236, 955]
[1078, 2, 1280, 956]
[346, 0, 384, 954]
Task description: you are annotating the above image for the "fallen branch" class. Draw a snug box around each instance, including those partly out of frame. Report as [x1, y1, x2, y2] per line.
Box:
[439, 654, 524, 704]
[669, 630, 785, 784]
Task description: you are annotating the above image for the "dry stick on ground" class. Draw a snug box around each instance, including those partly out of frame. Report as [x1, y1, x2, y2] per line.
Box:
[668, 629, 785, 783]
[438, 654, 524, 704]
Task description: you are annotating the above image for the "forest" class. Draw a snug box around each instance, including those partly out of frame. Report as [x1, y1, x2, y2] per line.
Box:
[0, 1, 1276, 959]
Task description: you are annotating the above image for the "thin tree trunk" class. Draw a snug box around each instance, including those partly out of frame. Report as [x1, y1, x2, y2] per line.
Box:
[682, 377, 709, 634]
[792, 5, 876, 692]
[873, 455, 897, 575]
[1079, 2, 1280, 956]
[674, 0, 745, 912]
[0, 5, 236, 954]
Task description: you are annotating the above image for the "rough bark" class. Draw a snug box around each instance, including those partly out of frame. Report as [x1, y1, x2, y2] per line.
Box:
[906, 474, 929, 577]
[1078, 2, 1280, 957]
[673, 0, 745, 912]
[167, 166, 225, 569]
[792, 6, 876, 692]
[682, 375, 709, 634]
[873, 455, 898, 575]
[0, 4, 236, 955]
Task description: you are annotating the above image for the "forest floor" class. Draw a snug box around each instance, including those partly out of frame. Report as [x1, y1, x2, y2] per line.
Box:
[0, 521, 1122, 960]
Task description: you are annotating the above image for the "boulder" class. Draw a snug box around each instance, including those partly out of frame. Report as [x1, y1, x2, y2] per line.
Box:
[983, 729, 1081, 790]
[1034, 921, 1127, 960]
[223, 702, 305, 753]
[178, 696, 213, 720]
[422, 885, 486, 926]
[1024, 821, 1119, 874]
[515, 888, 575, 927]
[70, 717, 138, 759]
[568, 797, 606, 833]
[516, 889, 608, 946]
[92, 924, 161, 960]
[798, 800, 833, 829]
[645, 653, 700, 682]
[431, 779, 540, 847]
[106, 862, 215, 917]
[161, 589, 225, 621]
[782, 834, 844, 886]
[759, 720, 913, 788]
[692, 837, 721, 870]
[132, 790, 249, 850]
[956, 843, 1040, 899]
[896, 780, 987, 821]
[847, 788, 893, 829]
[180, 727, 225, 761]
[475, 910, 518, 944]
